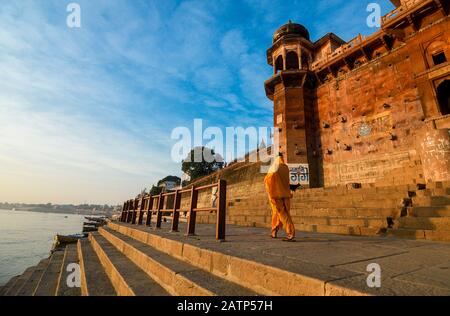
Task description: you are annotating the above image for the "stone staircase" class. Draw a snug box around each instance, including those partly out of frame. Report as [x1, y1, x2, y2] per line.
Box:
[387, 182, 450, 241]
[0, 244, 81, 296]
[203, 179, 450, 242]
[0, 223, 258, 296]
[3, 220, 450, 296]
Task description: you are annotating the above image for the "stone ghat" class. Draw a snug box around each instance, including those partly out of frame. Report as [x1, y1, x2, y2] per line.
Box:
[3, 221, 450, 296]
[187, 160, 450, 242]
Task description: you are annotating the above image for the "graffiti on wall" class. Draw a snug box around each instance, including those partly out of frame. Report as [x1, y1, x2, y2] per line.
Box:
[326, 151, 412, 184]
[352, 111, 393, 138]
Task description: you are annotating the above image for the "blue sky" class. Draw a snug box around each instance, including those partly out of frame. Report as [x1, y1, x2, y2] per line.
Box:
[0, 0, 395, 204]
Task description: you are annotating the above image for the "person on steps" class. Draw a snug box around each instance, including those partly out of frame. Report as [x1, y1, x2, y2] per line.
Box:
[264, 154, 296, 242]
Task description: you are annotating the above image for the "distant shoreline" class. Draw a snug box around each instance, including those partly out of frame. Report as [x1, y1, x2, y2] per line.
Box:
[0, 207, 114, 217]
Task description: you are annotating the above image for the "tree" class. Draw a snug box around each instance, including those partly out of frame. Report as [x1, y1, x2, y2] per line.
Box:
[181, 146, 224, 183]
[149, 185, 163, 196]
[157, 176, 181, 187]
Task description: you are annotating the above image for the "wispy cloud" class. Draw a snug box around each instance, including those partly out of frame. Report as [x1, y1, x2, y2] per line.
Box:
[0, 0, 394, 204]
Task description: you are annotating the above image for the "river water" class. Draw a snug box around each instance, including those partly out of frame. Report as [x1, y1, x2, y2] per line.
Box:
[0, 209, 84, 286]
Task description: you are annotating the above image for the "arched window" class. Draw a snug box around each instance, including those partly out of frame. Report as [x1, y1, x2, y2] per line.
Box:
[275, 55, 284, 73]
[437, 80, 450, 116]
[286, 51, 299, 70]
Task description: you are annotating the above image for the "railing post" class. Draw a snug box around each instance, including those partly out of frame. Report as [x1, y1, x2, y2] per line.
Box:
[120, 202, 126, 222]
[125, 200, 130, 222]
[127, 200, 133, 223]
[171, 190, 181, 232]
[131, 198, 138, 224]
[186, 186, 198, 236]
[156, 193, 165, 229]
[216, 180, 227, 241]
[145, 196, 154, 227]
[138, 195, 145, 225]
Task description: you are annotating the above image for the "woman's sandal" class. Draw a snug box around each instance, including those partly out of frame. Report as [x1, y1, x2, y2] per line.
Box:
[282, 237, 296, 242]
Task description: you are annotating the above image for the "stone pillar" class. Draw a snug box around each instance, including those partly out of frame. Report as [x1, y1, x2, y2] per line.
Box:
[282, 47, 287, 71]
[417, 128, 450, 182]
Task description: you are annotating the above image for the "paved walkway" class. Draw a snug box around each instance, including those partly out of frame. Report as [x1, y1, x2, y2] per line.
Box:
[124, 221, 450, 296]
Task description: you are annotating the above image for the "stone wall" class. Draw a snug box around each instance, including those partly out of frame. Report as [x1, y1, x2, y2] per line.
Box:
[315, 17, 450, 186]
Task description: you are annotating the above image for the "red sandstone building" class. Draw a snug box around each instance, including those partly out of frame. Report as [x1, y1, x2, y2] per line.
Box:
[265, 0, 450, 188]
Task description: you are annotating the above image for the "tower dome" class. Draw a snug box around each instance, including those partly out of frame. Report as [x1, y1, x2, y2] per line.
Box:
[273, 20, 310, 43]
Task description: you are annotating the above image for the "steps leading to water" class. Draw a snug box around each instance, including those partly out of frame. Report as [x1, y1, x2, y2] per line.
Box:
[4, 219, 450, 296]
[88, 232, 169, 296]
[56, 244, 81, 296]
[4, 267, 35, 296]
[106, 222, 366, 296]
[33, 249, 65, 296]
[99, 226, 257, 296]
[77, 239, 116, 296]
[15, 259, 50, 296]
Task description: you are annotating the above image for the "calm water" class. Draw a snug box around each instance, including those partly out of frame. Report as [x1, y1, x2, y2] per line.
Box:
[0, 209, 84, 286]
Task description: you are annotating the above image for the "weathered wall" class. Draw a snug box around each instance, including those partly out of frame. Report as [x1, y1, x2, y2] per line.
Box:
[315, 17, 450, 187]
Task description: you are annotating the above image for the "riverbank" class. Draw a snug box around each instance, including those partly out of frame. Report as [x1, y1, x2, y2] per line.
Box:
[0, 210, 85, 286]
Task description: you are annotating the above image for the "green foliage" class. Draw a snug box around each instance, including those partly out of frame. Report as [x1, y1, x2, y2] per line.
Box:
[157, 176, 181, 187]
[149, 185, 163, 196]
[181, 146, 224, 183]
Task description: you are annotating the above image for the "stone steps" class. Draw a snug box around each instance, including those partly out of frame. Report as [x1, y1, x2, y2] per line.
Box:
[107, 222, 368, 296]
[398, 217, 450, 231]
[291, 216, 386, 228]
[229, 206, 401, 218]
[77, 239, 116, 296]
[408, 206, 450, 217]
[33, 249, 66, 296]
[16, 259, 50, 296]
[0, 276, 20, 296]
[412, 196, 450, 207]
[88, 232, 170, 296]
[386, 228, 450, 242]
[56, 244, 81, 296]
[295, 223, 380, 237]
[415, 188, 450, 197]
[99, 226, 257, 296]
[4, 267, 36, 296]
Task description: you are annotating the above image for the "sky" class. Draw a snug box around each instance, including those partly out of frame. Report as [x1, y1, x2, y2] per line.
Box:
[0, 0, 395, 205]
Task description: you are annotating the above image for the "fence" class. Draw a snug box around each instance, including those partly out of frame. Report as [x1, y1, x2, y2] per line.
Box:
[119, 180, 227, 241]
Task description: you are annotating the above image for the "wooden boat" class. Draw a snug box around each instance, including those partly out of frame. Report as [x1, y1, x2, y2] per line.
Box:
[82, 226, 98, 233]
[55, 234, 83, 244]
[84, 216, 108, 223]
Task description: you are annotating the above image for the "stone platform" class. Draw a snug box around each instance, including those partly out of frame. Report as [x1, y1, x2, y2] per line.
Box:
[2, 221, 450, 296]
[107, 222, 450, 296]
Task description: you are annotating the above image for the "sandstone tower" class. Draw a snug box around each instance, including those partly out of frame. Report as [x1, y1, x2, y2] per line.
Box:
[264, 21, 322, 187]
[266, 0, 450, 188]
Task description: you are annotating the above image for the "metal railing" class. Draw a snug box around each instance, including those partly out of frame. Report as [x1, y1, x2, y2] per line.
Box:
[120, 180, 227, 241]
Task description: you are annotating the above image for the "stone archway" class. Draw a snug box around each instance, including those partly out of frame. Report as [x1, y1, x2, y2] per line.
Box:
[437, 80, 450, 116]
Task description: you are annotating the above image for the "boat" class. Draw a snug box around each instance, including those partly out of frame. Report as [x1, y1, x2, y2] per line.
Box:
[55, 234, 83, 244]
[84, 216, 108, 222]
[82, 226, 98, 233]
[52, 234, 84, 252]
